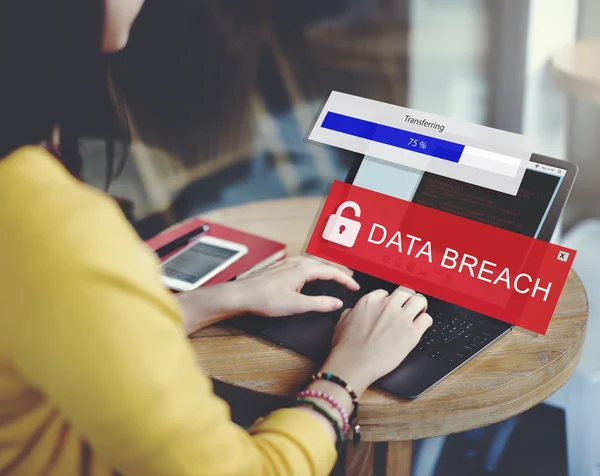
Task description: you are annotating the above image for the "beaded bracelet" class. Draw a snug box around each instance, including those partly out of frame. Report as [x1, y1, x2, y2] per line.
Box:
[297, 389, 350, 434]
[311, 372, 358, 421]
[312, 372, 361, 445]
[296, 398, 345, 452]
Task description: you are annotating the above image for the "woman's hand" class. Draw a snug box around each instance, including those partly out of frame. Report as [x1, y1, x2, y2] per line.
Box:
[177, 256, 359, 335]
[319, 286, 433, 397]
[234, 255, 360, 317]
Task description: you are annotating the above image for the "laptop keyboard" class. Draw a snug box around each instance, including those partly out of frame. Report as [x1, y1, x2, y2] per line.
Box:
[307, 280, 508, 367]
[415, 308, 497, 365]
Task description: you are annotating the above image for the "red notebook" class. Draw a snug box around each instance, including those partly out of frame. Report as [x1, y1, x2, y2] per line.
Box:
[146, 218, 287, 286]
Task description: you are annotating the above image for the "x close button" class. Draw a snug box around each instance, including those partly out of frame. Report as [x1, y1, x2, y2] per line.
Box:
[557, 251, 570, 262]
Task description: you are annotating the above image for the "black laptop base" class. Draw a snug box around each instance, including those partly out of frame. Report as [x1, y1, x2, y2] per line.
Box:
[232, 272, 512, 399]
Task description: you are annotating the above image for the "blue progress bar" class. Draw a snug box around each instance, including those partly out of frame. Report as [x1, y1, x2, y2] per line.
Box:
[321, 112, 465, 162]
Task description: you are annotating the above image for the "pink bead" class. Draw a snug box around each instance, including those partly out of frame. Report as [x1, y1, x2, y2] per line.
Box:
[297, 389, 350, 434]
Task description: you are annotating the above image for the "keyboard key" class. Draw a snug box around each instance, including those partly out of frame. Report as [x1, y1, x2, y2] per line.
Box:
[443, 352, 467, 365]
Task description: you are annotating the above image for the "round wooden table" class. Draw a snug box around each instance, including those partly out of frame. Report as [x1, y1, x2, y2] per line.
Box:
[550, 38, 600, 105]
[190, 196, 588, 476]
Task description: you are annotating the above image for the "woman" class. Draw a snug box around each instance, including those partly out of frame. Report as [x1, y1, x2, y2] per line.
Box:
[0, 1, 432, 475]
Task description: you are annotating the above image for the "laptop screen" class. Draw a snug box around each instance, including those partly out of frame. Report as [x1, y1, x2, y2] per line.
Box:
[352, 157, 566, 239]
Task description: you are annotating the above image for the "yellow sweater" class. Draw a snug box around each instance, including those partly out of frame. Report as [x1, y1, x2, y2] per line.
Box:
[0, 146, 336, 475]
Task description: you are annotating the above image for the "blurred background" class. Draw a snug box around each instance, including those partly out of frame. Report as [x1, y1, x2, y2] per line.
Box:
[80, 0, 600, 474]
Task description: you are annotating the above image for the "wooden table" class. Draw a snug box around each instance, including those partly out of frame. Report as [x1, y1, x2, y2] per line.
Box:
[550, 38, 600, 105]
[190, 196, 588, 476]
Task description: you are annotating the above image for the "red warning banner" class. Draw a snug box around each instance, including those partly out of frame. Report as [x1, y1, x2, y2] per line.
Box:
[306, 180, 576, 334]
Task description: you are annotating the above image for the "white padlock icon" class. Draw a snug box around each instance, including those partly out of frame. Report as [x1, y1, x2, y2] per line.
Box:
[322, 201, 362, 248]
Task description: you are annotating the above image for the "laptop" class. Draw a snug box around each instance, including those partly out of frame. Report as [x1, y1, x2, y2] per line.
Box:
[234, 152, 577, 399]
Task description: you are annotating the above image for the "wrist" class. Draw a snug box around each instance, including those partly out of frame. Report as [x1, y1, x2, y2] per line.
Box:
[227, 279, 260, 314]
[306, 379, 354, 415]
[227, 278, 271, 316]
[319, 352, 374, 398]
[177, 281, 249, 334]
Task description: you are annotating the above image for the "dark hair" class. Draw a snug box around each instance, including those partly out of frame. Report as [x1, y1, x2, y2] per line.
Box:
[0, 0, 129, 189]
[110, 0, 266, 168]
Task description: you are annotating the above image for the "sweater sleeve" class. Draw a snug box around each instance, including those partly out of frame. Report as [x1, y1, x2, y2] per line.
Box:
[6, 189, 336, 476]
